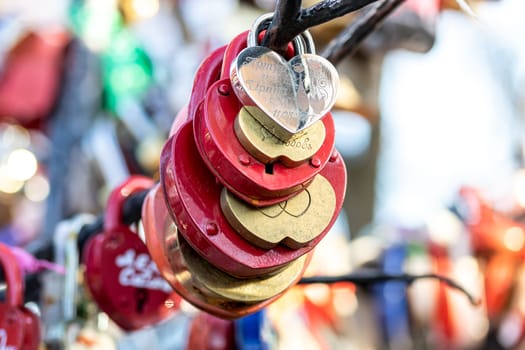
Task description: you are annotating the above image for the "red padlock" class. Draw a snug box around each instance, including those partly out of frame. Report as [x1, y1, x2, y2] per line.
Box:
[193, 31, 336, 206]
[160, 120, 346, 277]
[0, 30, 69, 128]
[83, 176, 179, 331]
[0, 243, 41, 350]
[143, 183, 309, 319]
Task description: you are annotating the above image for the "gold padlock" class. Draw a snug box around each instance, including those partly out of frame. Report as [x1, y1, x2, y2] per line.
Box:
[175, 232, 308, 303]
[235, 106, 326, 167]
[221, 174, 336, 249]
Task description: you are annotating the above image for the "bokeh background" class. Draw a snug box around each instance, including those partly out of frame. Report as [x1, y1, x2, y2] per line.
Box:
[1, 0, 525, 349]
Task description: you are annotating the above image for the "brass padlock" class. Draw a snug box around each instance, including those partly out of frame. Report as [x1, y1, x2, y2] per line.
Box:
[235, 106, 326, 167]
[221, 174, 336, 249]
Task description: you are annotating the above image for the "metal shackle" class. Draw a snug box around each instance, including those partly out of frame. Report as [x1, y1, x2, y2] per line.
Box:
[247, 12, 316, 56]
[0, 243, 24, 307]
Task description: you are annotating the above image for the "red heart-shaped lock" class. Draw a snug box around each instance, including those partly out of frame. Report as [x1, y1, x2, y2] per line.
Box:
[83, 176, 179, 331]
[0, 243, 41, 350]
[160, 120, 346, 277]
[143, 183, 307, 319]
[193, 31, 336, 206]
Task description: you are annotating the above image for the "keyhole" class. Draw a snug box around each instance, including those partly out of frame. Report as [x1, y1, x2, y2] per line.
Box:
[265, 163, 274, 175]
[136, 289, 148, 313]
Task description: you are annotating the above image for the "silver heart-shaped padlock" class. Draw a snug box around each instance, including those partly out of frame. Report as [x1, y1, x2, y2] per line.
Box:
[230, 13, 339, 141]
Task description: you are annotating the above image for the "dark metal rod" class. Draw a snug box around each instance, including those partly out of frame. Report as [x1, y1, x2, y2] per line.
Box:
[261, 0, 302, 52]
[263, 0, 381, 56]
[322, 0, 407, 65]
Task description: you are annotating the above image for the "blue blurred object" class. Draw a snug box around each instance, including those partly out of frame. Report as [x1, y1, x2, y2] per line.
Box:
[374, 243, 412, 349]
[235, 310, 275, 350]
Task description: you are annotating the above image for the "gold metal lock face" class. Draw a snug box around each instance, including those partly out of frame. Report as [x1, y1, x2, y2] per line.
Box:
[235, 106, 326, 167]
[221, 174, 336, 249]
[177, 235, 308, 303]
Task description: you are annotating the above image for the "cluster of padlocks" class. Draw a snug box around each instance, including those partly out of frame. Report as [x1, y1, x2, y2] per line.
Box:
[0, 15, 347, 348]
[144, 13, 347, 319]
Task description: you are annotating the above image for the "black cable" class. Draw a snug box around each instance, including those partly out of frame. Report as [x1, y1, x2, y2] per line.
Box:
[298, 270, 480, 306]
[76, 189, 150, 255]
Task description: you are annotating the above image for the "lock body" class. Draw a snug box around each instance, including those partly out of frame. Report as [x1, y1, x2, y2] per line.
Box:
[84, 176, 179, 331]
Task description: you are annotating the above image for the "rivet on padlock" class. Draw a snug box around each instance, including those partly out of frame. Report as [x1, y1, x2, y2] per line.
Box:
[143, 184, 310, 319]
[161, 121, 346, 278]
[231, 13, 339, 141]
[193, 30, 336, 206]
[0, 243, 41, 350]
[83, 176, 179, 331]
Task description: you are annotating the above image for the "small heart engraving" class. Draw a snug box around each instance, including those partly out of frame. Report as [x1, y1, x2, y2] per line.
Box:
[221, 175, 336, 249]
[231, 46, 339, 140]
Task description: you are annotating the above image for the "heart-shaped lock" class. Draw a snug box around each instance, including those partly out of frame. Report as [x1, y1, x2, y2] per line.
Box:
[230, 13, 339, 141]
[193, 30, 336, 206]
[144, 183, 310, 319]
[161, 121, 345, 277]
[0, 243, 41, 350]
[83, 176, 179, 331]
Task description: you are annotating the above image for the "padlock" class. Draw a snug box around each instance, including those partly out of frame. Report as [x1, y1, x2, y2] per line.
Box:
[143, 183, 310, 319]
[157, 14, 346, 315]
[160, 29, 346, 277]
[83, 176, 179, 331]
[193, 24, 338, 206]
[160, 119, 345, 277]
[0, 243, 41, 350]
[230, 14, 338, 140]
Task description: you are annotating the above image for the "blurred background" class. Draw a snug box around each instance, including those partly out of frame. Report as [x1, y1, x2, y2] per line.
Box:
[1, 0, 525, 349]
